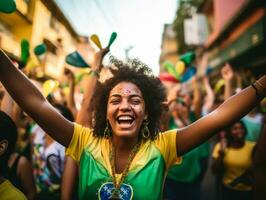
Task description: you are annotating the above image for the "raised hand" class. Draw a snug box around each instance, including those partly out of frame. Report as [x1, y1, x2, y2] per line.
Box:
[64, 68, 75, 80]
[87, 47, 110, 71]
[167, 84, 182, 104]
[221, 63, 234, 81]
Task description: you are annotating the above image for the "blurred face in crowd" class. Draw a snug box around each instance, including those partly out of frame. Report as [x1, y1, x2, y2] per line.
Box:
[230, 122, 246, 142]
[172, 99, 189, 119]
[180, 92, 192, 108]
[107, 82, 147, 139]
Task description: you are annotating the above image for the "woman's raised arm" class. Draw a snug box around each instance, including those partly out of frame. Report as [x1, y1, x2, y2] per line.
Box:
[176, 75, 266, 155]
[0, 49, 73, 147]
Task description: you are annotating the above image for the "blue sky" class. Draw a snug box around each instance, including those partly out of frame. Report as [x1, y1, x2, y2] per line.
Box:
[55, 0, 178, 75]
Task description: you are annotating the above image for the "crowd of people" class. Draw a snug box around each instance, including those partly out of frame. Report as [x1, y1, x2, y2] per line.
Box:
[0, 41, 265, 200]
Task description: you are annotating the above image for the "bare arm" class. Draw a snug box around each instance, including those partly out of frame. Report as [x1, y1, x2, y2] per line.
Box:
[202, 75, 215, 113]
[76, 48, 109, 127]
[191, 76, 202, 119]
[1, 86, 13, 117]
[221, 63, 234, 100]
[0, 49, 73, 147]
[64, 68, 77, 118]
[18, 156, 37, 200]
[61, 156, 79, 200]
[176, 75, 266, 155]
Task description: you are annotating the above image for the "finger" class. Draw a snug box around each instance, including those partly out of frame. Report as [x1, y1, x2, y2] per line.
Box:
[90, 34, 102, 49]
[107, 32, 117, 48]
[101, 47, 110, 56]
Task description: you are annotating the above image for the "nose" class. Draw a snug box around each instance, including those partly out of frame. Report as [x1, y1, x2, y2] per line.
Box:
[119, 99, 131, 111]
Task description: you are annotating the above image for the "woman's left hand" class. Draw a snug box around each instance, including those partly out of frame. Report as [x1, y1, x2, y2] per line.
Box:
[86, 46, 110, 71]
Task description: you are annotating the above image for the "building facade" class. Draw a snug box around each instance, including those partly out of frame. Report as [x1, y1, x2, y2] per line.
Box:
[0, 0, 80, 79]
[200, 0, 266, 78]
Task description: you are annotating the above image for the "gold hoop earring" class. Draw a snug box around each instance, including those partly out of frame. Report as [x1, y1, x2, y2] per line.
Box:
[141, 120, 150, 139]
[104, 122, 111, 138]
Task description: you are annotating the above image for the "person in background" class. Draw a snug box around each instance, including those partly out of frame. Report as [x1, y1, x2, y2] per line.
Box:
[0, 111, 27, 200]
[1, 85, 36, 200]
[212, 121, 255, 200]
[31, 103, 74, 200]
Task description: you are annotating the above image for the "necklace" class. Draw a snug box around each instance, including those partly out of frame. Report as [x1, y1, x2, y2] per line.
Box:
[109, 140, 140, 199]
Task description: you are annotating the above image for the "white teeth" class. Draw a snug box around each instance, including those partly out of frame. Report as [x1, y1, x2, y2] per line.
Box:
[117, 116, 133, 120]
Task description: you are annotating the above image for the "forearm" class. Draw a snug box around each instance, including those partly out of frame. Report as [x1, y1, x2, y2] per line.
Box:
[203, 78, 215, 112]
[67, 80, 77, 118]
[0, 49, 74, 147]
[61, 157, 78, 200]
[76, 74, 98, 127]
[0, 50, 46, 115]
[1, 87, 13, 117]
[177, 76, 265, 155]
[224, 79, 233, 100]
[192, 82, 202, 119]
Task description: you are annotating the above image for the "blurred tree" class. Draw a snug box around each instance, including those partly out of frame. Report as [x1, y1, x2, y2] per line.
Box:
[173, 0, 204, 54]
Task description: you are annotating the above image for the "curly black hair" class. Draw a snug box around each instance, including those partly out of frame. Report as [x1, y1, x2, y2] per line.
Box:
[91, 58, 167, 140]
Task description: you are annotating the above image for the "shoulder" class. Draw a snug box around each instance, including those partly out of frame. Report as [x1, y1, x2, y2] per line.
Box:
[245, 141, 256, 151]
[245, 141, 256, 147]
[157, 129, 177, 140]
[74, 123, 94, 135]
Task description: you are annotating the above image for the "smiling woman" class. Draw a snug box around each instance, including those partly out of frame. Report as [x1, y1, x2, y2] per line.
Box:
[66, 59, 175, 199]
[107, 82, 147, 139]
[0, 47, 265, 200]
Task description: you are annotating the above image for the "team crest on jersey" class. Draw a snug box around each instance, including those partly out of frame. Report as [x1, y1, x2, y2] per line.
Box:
[98, 182, 133, 200]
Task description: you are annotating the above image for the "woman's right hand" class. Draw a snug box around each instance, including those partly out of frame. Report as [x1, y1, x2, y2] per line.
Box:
[86, 46, 109, 71]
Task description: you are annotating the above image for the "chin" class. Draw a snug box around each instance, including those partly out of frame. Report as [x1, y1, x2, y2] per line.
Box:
[114, 132, 138, 139]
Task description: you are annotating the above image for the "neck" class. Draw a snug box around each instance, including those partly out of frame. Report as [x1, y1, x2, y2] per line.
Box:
[111, 136, 139, 153]
[230, 140, 245, 148]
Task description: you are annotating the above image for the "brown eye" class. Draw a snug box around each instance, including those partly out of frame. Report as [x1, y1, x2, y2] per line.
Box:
[110, 98, 120, 104]
[131, 99, 141, 105]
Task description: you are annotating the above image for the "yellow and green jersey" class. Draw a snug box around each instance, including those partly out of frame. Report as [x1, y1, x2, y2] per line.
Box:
[66, 123, 181, 200]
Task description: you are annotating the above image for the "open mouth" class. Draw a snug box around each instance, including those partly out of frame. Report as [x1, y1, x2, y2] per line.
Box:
[116, 115, 134, 125]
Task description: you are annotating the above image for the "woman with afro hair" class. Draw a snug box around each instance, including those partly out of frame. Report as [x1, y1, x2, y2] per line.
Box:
[0, 46, 265, 200]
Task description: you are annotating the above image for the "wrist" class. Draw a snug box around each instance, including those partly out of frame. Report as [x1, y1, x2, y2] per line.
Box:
[251, 79, 266, 98]
[88, 69, 100, 78]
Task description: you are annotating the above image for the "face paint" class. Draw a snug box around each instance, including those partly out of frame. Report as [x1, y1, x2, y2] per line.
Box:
[107, 82, 147, 139]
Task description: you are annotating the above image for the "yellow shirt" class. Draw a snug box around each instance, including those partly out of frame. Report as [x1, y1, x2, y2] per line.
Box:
[0, 180, 27, 200]
[66, 123, 181, 173]
[212, 141, 256, 191]
[65, 123, 182, 200]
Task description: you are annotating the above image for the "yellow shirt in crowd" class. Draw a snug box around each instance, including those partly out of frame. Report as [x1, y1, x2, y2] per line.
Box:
[212, 141, 256, 191]
[0, 180, 27, 200]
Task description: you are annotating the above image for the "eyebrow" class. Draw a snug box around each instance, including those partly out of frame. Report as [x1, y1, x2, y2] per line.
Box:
[109, 94, 143, 98]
